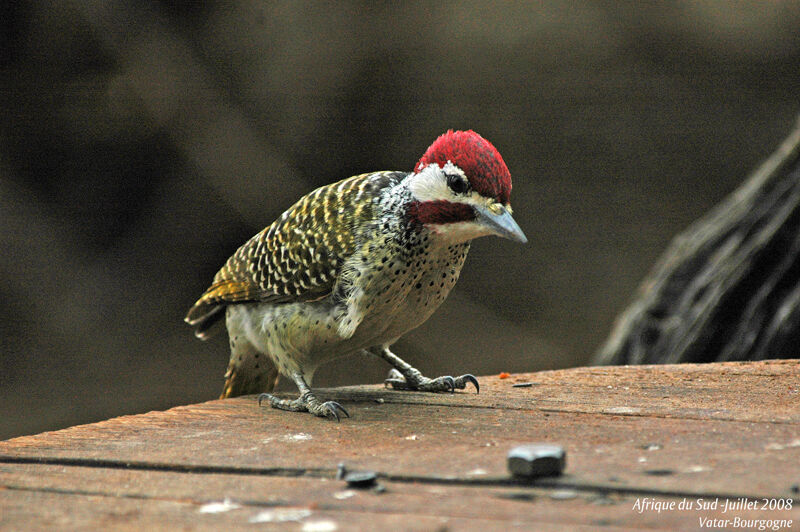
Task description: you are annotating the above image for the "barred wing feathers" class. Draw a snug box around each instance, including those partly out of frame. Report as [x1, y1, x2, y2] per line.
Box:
[185, 171, 403, 338]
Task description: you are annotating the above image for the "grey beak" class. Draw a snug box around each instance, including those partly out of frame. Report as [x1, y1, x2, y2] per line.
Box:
[475, 204, 528, 244]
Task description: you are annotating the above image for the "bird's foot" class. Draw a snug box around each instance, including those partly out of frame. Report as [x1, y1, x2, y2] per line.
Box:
[384, 368, 479, 394]
[258, 392, 349, 421]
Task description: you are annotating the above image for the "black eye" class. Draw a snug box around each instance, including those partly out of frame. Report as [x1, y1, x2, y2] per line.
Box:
[446, 174, 468, 194]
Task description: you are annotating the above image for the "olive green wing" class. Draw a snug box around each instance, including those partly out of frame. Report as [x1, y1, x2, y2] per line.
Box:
[185, 171, 403, 338]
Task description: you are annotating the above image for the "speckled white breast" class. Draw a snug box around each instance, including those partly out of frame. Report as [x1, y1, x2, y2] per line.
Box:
[226, 235, 469, 381]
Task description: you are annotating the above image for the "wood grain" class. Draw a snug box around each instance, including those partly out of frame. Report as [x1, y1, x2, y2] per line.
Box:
[1, 361, 799, 530]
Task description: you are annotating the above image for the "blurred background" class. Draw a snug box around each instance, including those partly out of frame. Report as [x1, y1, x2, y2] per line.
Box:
[2, 1, 799, 439]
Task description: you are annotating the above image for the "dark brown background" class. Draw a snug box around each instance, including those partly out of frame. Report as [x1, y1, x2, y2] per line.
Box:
[2, 1, 799, 439]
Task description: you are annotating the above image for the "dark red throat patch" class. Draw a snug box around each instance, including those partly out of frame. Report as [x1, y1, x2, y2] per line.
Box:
[407, 200, 475, 226]
[415, 130, 512, 204]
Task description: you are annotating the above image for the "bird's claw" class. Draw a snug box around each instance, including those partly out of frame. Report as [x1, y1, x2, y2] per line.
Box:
[316, 401, 349, 422]
[442, 376, 456, 392]
[385, 369, 479, 394]
[257, 393, 349, 421]
[455, 374, 480, 394]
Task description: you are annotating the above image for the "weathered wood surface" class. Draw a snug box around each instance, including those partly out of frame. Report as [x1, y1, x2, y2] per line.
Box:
[1, 361, 799, 530]
[597, 118, 800, 365]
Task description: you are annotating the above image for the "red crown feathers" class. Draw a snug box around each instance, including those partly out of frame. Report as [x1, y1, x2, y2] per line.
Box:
[414, 130, 512, 204]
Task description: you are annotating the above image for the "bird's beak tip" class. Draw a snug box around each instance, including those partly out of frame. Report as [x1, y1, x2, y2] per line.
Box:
[475, 204, 528, 244]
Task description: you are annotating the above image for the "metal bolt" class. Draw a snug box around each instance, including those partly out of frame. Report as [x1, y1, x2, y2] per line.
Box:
[507, 444, 566, 478]
[344, 471, 378, 488]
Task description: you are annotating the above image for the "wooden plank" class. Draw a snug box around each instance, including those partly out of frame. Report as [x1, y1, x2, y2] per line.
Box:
[3, 402, 797, 499]
[3, 463, 799, 531]
[498, 359, 800, 423]
[1, 361, 798, 529]
[1, 362, 798, 499]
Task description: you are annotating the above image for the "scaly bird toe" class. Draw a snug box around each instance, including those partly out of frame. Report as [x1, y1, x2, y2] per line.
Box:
[257, 391, 348, 421]
[385, 369, 479, 394]
[454, 374, 480, 393]
[310, 401, 349, 421]
[258, 392, 307, 412]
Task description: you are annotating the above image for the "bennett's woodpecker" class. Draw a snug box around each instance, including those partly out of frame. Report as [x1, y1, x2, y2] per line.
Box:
[186, 130, 527, 420]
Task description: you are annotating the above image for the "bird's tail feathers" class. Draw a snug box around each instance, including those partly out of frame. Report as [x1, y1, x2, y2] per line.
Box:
[185, 303, 226, 340]
[220, 347, 280, 398]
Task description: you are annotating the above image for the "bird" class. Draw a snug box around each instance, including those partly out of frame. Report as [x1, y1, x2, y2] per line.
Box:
[185, 130, 527, 420]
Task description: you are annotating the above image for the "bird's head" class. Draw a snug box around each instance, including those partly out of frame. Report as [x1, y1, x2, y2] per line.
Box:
[405, 130, 527, 244]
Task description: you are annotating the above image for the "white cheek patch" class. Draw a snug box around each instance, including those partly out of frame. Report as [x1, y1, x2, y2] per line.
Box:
[408, 161, 472, 202]
[408, 163, 451, 202]
[408, 166, 496, 206]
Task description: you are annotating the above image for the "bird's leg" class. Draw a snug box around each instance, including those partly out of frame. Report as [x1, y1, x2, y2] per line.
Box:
[258, 372, 349, 421]
[370, 347, 479, 393]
